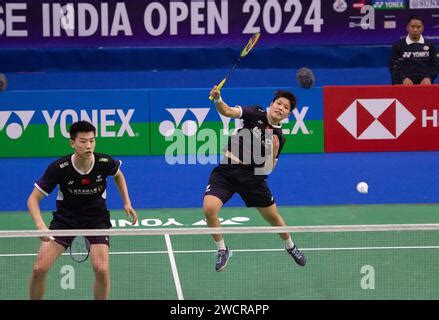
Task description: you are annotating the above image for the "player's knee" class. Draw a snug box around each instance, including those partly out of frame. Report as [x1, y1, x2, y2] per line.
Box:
[32, 264, 50, 278]
[263, 212, 283, 226]
[203, 205, 219, 220]
[92, 264, 109, 276]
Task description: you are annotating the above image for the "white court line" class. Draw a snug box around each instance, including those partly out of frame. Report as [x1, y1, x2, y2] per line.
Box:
[2, 245, 439, 257]
[164, 234, 184, 301]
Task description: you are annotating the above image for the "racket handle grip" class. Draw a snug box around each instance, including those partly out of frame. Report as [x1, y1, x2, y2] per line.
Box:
[209, 79, 226, 100]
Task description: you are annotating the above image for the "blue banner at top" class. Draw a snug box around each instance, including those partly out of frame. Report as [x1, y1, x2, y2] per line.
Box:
[0, 0, 438, 48]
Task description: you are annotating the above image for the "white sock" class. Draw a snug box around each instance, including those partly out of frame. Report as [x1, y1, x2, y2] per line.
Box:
[215, 239, 226, 251]
[284, 238, 295, 250]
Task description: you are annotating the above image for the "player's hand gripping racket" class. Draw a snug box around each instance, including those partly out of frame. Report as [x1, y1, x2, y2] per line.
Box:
[209, 32, 261, 100]
[69, 236, 90, 263]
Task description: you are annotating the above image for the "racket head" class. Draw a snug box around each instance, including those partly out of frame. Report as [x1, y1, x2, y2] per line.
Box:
[69, 236, 90, 263]
[208, 32, 260, 100]
[240, 32, 261, 58]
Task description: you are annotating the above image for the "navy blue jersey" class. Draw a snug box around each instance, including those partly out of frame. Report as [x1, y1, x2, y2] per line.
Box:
[389, 37, 437, 84]
[226, 106, 286, 167]
[35, 153, 121, 226]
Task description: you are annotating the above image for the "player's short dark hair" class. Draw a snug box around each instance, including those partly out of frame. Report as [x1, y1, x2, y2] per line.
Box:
[408, 15, 424, 25]
[69, 121, 96, 140]
[273, 90, 297, 113]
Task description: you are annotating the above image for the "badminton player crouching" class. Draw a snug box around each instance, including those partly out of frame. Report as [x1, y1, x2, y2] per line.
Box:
[27, 121, 137, 299]
[204, 87, 307, 272]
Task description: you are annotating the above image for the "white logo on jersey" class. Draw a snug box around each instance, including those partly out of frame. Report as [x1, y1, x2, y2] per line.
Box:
[60, 161, 69, 168]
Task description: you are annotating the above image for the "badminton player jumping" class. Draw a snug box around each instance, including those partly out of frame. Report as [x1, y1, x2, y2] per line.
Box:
[204, 87, 307, 272]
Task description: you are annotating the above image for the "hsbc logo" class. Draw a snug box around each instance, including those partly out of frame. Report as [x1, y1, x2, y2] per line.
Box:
[337, 99, 416, 140]
[0, 111, 35, 139]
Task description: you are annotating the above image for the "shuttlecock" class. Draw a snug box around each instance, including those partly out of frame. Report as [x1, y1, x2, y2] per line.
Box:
[296, 67, 315, 89]
[356, 182, 368, 194]
[0, 74, 7, 92]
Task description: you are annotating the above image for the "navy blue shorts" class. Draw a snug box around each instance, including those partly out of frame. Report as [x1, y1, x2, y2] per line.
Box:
[49, 219, 111, 249]
[204, 164, 275, 208]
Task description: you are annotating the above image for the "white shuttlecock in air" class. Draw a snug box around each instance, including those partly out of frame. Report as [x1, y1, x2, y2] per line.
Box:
[356, 182, 368, 194]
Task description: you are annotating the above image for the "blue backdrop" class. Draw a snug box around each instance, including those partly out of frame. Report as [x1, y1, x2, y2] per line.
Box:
[2, 151, 439, 211]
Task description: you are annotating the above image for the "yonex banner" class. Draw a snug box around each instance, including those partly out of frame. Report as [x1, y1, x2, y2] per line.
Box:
[150, 87, 324, 158]
[324, 85, 439, 152]
[0, 90, 150, 157]
[0, 0, 437, 48]
[0, 87, 322, 158]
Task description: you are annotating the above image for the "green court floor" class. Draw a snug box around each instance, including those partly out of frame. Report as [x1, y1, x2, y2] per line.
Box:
[1, 204, 439, 300]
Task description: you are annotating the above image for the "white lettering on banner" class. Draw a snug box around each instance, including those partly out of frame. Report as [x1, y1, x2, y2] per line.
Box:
[409, 0, 439, 9]
[144, 3, 167, 36]
[42, 2, 132, 37]
[422, 110, 438, 127]
[1, 1, 328, 41]
[243, 0, 323, 34]
[170, 2, 188, 35]
[42, 109, 135, 138]
[274, 107, 310, 135]
[291, 107, 309, 134]
[60, 109, 79, 137]
[0, 3, 28, 37]
[160, 107, 310, 138]
[110, 217, 250, 228]
[101, 109, 115, 137]
[144, 1, 228, 36]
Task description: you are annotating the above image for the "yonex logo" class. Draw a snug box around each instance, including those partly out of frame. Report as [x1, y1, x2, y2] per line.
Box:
[159, 108, 210, 137]
[402, 51, 429, 58]
[278, 107, 309, 135]
[337, 99, 416, 140]
[0, 109, 135, 139]
[0, 111, 35, 139]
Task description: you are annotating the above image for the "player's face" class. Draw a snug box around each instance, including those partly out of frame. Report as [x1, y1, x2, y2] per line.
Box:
[71, 131, 96, 159]
[407, 19, 423, 41]
[269, 97, 291, 123]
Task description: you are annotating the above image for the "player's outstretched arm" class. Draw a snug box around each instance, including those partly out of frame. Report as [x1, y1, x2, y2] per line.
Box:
[210, 86, 241, 118]
[113, 170, 138, 225]
[27, 188, 52, 241]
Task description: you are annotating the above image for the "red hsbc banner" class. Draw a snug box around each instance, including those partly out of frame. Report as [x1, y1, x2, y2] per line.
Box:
[324, 85, 439, 152]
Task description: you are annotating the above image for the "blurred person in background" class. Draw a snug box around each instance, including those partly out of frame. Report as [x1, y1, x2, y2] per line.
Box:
[389, 15, 437, 85]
